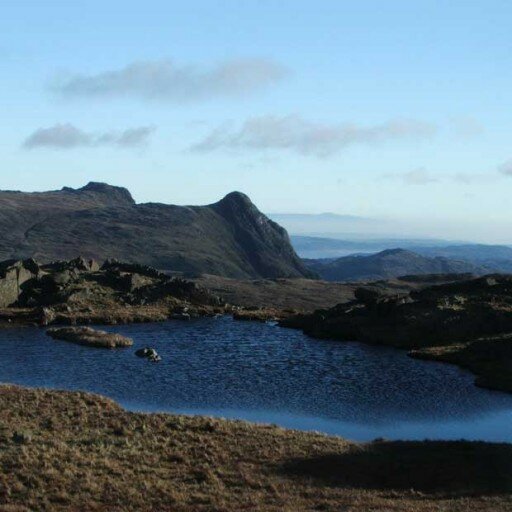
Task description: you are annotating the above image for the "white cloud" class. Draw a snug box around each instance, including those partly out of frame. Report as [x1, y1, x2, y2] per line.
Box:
[191, 115, 437, 157]
[23, 123, 155, 149]
[54, 58, 288, 102]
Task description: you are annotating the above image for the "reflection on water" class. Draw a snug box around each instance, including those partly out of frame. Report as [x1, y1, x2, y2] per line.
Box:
[1, 317, 511, 441]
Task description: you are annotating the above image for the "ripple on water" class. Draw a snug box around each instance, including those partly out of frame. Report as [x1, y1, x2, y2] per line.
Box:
[0, 316, 511, 441]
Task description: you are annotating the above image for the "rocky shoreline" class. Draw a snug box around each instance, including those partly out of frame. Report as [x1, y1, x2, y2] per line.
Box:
[1, 256, 511, 393]
[281, 276, 512, 393]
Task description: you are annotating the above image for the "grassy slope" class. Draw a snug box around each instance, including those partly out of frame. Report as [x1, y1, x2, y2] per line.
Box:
[193, 274, 418, 312]
[0, 385, 511, 512]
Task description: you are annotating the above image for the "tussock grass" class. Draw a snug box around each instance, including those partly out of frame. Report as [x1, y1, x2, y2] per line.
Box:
[0, 385, 510, 511]
[46, 327, 133, 348]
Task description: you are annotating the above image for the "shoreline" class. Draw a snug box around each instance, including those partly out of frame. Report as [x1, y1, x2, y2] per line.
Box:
[1, 309, 511, 396]
[0, 384, 511, 511]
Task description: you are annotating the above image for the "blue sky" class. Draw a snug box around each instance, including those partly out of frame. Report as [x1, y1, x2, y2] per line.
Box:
[1, 1, 512, 241]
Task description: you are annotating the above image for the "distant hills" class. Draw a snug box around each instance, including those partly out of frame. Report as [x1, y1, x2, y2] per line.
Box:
[291, 235, 458, 259]
[293, 235, 512, 274]
[0, 183, 313, 279]
[412, 245, 512, 273]
[305, 248, 488, 281]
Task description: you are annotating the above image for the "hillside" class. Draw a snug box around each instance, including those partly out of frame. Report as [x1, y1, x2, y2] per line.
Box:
[2, 385, 511, 512]
[305, 248, 485, 281]
[0, 183, 313, 279]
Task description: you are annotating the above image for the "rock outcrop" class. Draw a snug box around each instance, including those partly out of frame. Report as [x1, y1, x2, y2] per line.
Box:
[282, 275, 512, 392]
[0, 256, 225, 326]
[0, 259, 39, 307]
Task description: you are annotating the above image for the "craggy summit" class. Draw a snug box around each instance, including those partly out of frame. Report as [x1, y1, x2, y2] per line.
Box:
[0, 183, 313, 279]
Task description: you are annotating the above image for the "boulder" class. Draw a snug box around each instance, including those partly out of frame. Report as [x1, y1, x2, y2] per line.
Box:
[0, 259, 39, 307]
[135, 347, 162, 362]
[354, 287, 386, 305]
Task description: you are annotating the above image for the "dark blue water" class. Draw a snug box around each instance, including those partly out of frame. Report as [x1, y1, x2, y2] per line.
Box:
[1, 316, 511, 441]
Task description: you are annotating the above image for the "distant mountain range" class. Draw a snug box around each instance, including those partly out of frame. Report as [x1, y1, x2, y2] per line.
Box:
[305, 248, 489, 282]
[291, 235, 459, 259]
[412, 245, 512, 272]
[0, 182, 313, 279]
[293, 235, 512, 274]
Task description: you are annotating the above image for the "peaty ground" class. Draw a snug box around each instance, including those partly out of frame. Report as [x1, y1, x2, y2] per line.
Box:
[0, 385, 511, 512]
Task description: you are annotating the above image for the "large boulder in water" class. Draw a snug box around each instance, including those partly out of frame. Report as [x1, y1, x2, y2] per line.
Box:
[135, 347, 161, 362]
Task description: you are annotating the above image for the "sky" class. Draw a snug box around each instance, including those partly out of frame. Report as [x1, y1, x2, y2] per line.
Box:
[1, 0, 512, 242]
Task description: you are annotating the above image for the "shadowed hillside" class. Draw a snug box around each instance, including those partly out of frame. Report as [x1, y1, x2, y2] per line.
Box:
[0, 183, 313, 279]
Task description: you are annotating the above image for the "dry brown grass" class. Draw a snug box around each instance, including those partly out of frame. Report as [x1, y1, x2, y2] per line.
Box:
[0, 385, 511, 511]
[193, 275, 359, 311]
[46, 327, 133, 348]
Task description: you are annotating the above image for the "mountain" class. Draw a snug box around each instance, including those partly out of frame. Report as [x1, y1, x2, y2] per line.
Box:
[411, 244, 512, 273]
[0, 183, 313, 279]
[292, 236, 512, 273]
[305, 248, 487, 281]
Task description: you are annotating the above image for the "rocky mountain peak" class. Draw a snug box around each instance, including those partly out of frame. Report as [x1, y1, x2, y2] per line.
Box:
[217, 191, 253, 206]
[62, 182, 135, 206]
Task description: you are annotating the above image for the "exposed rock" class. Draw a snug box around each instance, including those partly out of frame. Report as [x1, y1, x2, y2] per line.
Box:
[354, 287, 386, 305]
[135, 347, 161, 362]
[47, 327, 133, 348]
[5, 256, 224, 325]
[410, 335, 512, 393]
[170, 312, 190, 321]
[282, 274, 512, 392]
[0, 259, 39, 307]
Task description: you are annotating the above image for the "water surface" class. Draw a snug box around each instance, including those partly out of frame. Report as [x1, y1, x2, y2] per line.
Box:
[1, 317, 511, 441]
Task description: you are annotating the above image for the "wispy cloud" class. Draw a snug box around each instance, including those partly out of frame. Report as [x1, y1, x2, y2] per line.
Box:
[23, 123, 155, 149]
[383, 168, 439, 186]
[191, 115, 437, 157]
[53, 58, 288, 102]
[400, 168, 439, 185]
[498, 160, 512, 176]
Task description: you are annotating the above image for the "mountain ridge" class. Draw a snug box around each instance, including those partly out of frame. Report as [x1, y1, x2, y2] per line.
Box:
[0, 183, 313, 279]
